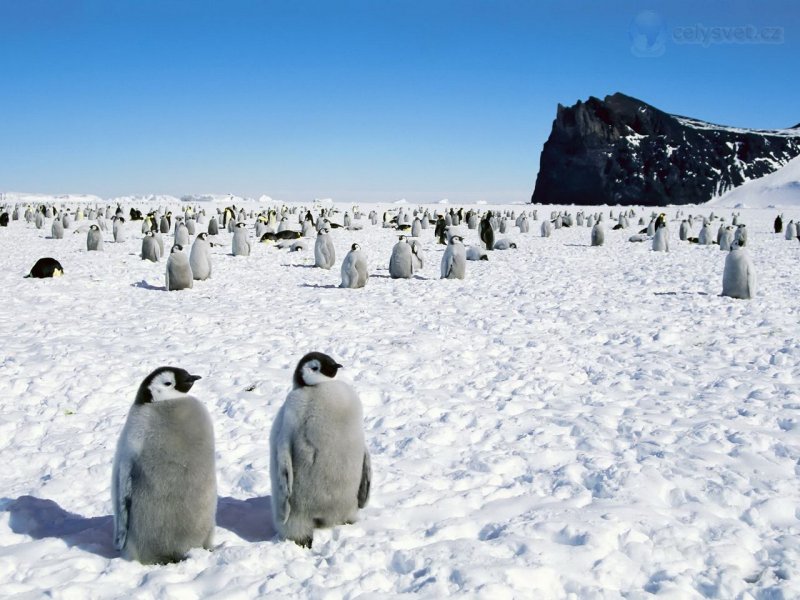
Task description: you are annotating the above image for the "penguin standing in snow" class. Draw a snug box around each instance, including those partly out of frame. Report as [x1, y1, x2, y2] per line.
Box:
[722, 240, 756, 299]
[270, 352, 370, 548]
[86, 224, 104, 251]
[190, 233, 212, 280]
[166, 245, 193, 290]
[314, 227, 335, 269]
[441, 235, 466, 279]
[112, 367, 216, 564]
[340, 243, 368, 288]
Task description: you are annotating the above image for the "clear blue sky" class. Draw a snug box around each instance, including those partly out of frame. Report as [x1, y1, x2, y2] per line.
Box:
[1, 0, 797, 203]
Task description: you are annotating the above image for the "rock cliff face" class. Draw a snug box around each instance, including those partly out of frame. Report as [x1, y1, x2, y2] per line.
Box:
[531, 93, 800, 206]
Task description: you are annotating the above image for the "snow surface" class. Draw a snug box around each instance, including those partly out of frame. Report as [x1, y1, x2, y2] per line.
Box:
[673, 116, 800, 139]
[1, 202, 799, 599]
[708, 155, 800, 208]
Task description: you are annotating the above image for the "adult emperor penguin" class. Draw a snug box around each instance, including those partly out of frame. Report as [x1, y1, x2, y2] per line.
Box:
[190, 232, 212, 280]
[269, 352, 370, 548]
[86, 224, 104, 251]
[232, 222, 251, 257]
[722, 240, 756, 299]
[112, 367, 216, 564]
[389, 236, 414, 278]
[141, 231, 160, 262]
[314, 227, 335, 269]
[441, 235, 466, 279]
[25, 257, 64, 278]
[166, 245, 193, 290]
[340, 243, 368, 288]
[434, 215, 447, 244]
[479, 212, 495, 251]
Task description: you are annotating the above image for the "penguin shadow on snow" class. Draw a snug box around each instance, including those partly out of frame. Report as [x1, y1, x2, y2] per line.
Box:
[131, 279, 167, 291]
[0, 495, 276, 555]
[0, 495, 118, 559]
[653, 291, 710, 296]
[216, 495, 275, 542]
[299, 283, 341, 289]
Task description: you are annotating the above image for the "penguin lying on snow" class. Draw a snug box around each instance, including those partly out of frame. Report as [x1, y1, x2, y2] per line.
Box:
[25, 257, 64, 278]
[270, 352, 370, 548]
[112, 367, 216, 564]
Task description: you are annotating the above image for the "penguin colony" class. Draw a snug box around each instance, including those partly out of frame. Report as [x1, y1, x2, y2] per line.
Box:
[9, 200, 790, 299]
[3, 198, 796, 568]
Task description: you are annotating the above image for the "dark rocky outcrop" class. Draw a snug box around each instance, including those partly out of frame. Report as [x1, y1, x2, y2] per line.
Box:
[531, 93, 800, 206]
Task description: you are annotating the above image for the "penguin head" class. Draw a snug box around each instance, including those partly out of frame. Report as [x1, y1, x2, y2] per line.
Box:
[236, 222, 246, 228]
[510, 242, 518, 249]
[135, 367, 202, 404]
[293, 352, 343, 388]
[90, 225, 99, 231]
[351, 243, 360, 251]
[197, 232, 207, 240]
[171, 244, 183, 253]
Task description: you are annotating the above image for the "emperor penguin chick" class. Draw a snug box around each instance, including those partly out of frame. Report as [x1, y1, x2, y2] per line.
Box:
[270, 352, 371, 548]
[340, 243, 368, 288]
[112, 367, 216, 564]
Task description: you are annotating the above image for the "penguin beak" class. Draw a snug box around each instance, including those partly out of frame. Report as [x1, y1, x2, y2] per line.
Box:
[175, 373, 202, 393]
[335, 363, 343, 369]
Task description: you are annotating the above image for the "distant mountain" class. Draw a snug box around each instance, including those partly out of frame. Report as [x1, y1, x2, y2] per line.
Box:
[531, 93, 800, 206]
[707, 154, 800, 208]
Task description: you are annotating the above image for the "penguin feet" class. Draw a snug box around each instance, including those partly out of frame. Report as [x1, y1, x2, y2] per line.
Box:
[293, 536, 313, 549]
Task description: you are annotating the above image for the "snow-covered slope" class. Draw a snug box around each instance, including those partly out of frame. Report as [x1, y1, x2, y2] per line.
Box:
[0, 202, 798, 598]
[708, 154, 800, 208]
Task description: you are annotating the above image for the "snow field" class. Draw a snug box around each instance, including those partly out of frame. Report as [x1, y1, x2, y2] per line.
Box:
[0, 203, 798, 598]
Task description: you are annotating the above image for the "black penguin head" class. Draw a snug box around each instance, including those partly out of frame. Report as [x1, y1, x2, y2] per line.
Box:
[351, 243, 360, 251]
[171, 244, 183, 253]
[197, 232, 207, 240]
[135, 366, 201, 404]
[236, 222, 246, 228]
[293, 352, 343, 388]
[90, 225, 99, 231]
[510, 242, 518, 249]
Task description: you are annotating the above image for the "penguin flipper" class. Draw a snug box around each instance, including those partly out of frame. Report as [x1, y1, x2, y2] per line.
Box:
[357, 451, 371, 508]
[273, 424, 294, 524]
[112, 456, 135, 551]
